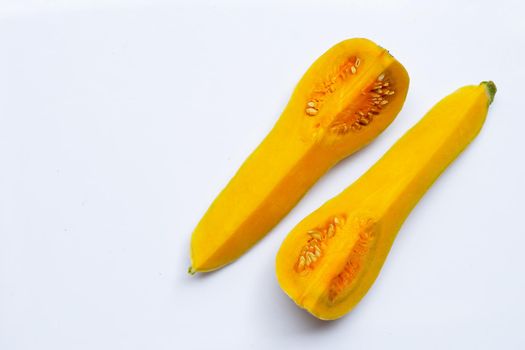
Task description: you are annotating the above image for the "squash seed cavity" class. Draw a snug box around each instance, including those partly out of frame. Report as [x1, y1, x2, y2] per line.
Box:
[330, 73, 395, 135]
[305, 56, 361, 117]
[327, 219, 377, 302]
[295, 215, 346, 274]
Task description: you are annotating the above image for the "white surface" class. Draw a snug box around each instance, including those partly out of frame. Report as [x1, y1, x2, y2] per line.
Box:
[1, 1, 524, 349]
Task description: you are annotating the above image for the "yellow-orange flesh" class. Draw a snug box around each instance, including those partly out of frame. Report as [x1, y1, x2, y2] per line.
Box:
[190, 38, 409, 273]
[276, 82, 496, 320]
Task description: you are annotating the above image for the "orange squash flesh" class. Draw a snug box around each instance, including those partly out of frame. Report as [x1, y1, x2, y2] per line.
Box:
[276, 82, 496, 320]
[190, 38, 409, 273]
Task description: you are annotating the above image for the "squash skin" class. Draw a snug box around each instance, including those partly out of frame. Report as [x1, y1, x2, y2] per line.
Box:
[276, 82, 496, 320]
[190, 38, 409, 273]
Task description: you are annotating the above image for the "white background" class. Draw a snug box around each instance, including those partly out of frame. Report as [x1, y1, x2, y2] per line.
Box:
[1, 1, 524, 349]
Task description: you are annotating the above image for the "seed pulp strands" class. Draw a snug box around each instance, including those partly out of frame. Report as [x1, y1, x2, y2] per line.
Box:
[304, 56, 362, 118]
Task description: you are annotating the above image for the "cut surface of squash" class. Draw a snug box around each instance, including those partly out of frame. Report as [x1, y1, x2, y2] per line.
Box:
[276, 82, 496, 320]
[190, 38, 409, 273]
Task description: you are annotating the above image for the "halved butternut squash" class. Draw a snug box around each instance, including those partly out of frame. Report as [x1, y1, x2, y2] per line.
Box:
[275, 81, 497, 320]
[190, 38, 409, 273]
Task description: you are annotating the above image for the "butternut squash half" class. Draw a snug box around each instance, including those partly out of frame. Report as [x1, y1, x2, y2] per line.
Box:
[276, 81, 497, 320]
[190, 38, 409, 273]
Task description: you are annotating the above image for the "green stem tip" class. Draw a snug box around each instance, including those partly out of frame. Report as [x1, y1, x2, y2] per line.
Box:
[188, 266, 196, 275]
[481, 81, 497, 105]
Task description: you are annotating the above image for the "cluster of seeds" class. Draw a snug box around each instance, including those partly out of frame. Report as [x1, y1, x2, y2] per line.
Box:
[328, 223, 376, 301]
[330, 73, 395, 135]
[305, 57, 361, 117]
[295, 215, 346, 273]
[338, 57, 361, 80]
[305, 100, 319, 116]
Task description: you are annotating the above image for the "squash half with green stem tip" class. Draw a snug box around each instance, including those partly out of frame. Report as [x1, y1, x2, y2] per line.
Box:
[189, 38, 409, 273]
[276, 81, 496, 320]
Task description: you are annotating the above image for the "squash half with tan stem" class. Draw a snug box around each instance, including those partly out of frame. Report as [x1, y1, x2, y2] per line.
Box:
[276, 81, 497, 320]
[189, 38, 409, 273]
